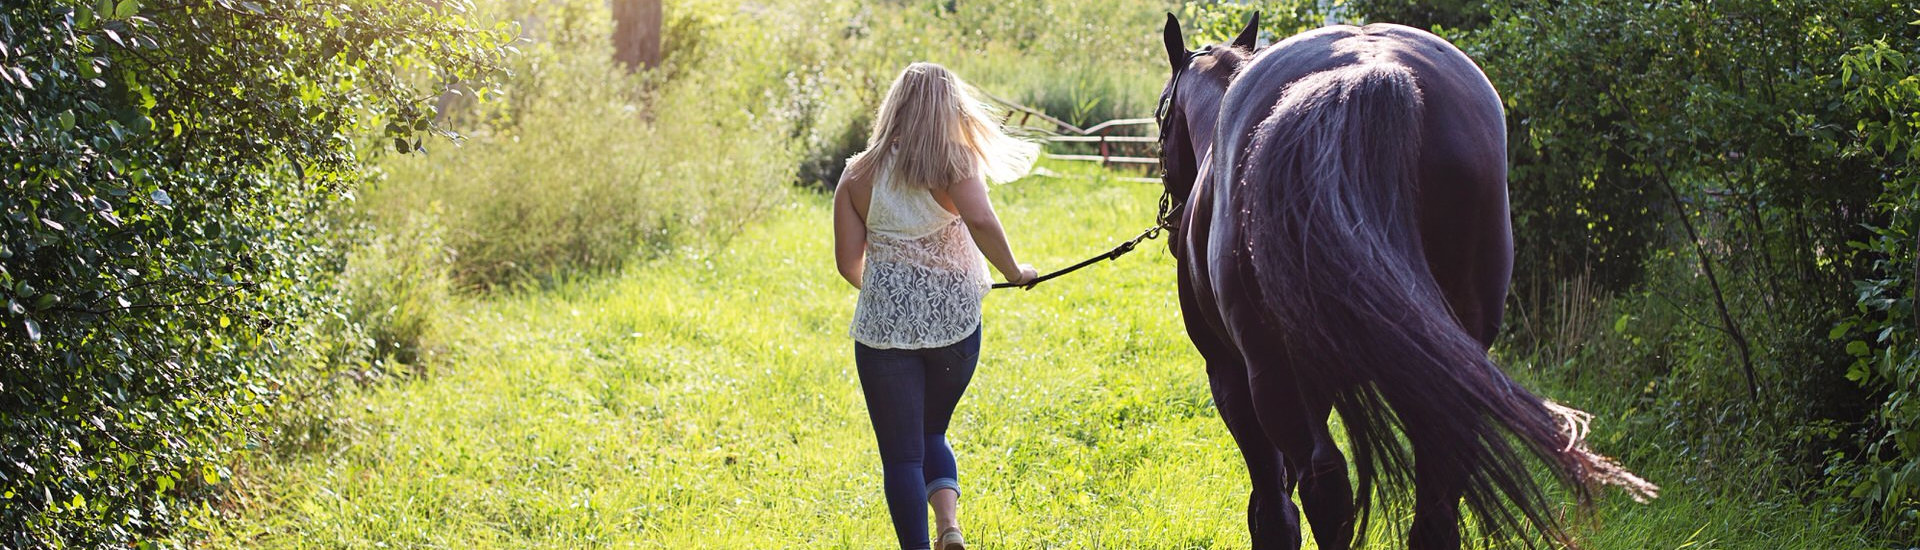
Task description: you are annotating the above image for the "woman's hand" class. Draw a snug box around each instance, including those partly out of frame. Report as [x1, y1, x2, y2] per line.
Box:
[1004, 263, 1038, 286]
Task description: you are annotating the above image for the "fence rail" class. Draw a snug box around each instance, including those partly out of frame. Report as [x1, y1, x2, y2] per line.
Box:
[977, 89, 1160, 177]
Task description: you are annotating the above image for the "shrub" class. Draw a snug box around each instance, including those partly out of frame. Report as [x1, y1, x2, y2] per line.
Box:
[365, 0, 796, 289]
[1831, 38, 1920, 534]
[0, 1, 509, 545]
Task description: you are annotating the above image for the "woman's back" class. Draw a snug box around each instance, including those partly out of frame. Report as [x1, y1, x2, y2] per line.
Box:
[851, 156, 991, 349]
[865, 155, 962, 239]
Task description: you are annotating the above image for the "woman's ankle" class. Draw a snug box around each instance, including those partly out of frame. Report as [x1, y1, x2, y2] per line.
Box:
[928, 486, 961, 533]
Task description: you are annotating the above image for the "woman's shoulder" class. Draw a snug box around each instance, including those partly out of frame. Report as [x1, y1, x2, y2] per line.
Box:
[836, 168, 874, 220]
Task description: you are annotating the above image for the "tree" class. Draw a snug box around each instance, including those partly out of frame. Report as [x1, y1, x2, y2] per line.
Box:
[612, 0, 663, 71]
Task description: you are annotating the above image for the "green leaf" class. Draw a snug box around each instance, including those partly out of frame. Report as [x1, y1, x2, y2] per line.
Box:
[23, 317, 40, 342]
[113, 0, 140, 19]
[58, 110, 75, 131]
[394, 137, 411, 154]
[1830, 322, 1854, 340]
[150, 189, 171, 206]
[1847, 340, 1871, 356]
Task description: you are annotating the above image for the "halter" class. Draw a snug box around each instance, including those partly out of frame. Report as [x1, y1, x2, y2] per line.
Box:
[1154, 46, 1213, 229]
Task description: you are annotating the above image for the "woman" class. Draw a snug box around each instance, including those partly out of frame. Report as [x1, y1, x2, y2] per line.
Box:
[832, 62, 1040, 550]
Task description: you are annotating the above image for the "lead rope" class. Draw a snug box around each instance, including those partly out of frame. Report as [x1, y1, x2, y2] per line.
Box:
[990, 190, 1181, 290]
[994, 60, 1189, 291]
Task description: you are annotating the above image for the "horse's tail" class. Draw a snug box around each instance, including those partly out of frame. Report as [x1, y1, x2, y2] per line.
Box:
[1235, 64, 1657, 547]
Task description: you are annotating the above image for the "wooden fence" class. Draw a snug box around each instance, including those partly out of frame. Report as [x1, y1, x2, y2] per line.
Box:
[978, 89, 1160, 182]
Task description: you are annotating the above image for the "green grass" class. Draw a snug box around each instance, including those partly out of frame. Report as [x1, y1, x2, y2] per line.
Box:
[212, 163, 1883, 549]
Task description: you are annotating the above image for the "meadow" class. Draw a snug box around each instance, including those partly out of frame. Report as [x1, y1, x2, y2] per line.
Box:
[209, 165, 1881, 548]
[5, 0, 1912, 545]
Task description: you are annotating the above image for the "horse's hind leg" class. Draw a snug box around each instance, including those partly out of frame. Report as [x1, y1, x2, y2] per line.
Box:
[1406, 434, 1466, 550]
[1179, 267, 1300, 549]
[1244, 361, 1354, 550]
[1208, 356, 1302, 550]
[1294, 397, 1353, 550]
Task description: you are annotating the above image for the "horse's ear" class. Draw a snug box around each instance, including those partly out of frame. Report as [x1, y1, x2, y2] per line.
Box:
[1232, 12, 1261, 50]
[1163, 13, 1189, 72]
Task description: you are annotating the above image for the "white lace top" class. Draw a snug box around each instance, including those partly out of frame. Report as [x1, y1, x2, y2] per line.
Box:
[850, 162, 992, 349]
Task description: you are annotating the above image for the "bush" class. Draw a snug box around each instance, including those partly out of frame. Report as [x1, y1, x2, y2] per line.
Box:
[1830, 38, 1920, 534]
[260, 208, 456, 458]
[0, 1, 509, 545]
[1340, 0, 1491, 30]
[365, 0, 796, 289]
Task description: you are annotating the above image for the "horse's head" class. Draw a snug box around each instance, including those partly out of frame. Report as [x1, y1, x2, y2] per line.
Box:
[1157, 13, 1259, 223]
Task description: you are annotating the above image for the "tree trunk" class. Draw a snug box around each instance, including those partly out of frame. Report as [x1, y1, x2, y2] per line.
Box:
[612, 0, 662, 72]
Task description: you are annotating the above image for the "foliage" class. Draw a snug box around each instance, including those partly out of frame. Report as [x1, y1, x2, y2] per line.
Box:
[1346, 0, 1918, 535]
[1831, 36, 1920, 532]
[1339, 0, 1490, 31]
[362, 0, 808, 289]
[259, 207, 458, 461]
[337, 208, 455, 373]
[0, 0, 510, 546]
[355, 0, 797, 287]
[1173, 0, 1324, 45]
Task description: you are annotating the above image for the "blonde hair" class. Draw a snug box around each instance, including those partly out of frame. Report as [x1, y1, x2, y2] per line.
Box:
[844, 62, 1039, 190]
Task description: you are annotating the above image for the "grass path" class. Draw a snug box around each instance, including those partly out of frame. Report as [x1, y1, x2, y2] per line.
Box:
[211, 165, 1881, 549]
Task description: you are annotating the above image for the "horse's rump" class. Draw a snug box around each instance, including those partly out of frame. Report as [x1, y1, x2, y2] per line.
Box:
[1217, 41, 1656, 548]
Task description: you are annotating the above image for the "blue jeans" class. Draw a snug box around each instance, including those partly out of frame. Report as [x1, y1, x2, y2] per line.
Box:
[855, 325, 982, 550]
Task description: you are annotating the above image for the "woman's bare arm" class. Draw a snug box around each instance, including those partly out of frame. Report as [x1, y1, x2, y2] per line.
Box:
[943, 174, 1035, 284]
[833, 179, 867, 289]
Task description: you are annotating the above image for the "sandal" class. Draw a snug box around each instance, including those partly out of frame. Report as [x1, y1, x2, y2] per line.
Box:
[934, 527, 966, 550]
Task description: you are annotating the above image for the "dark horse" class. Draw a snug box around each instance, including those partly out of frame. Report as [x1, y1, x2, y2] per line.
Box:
[1155, 14, 1657, 549]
